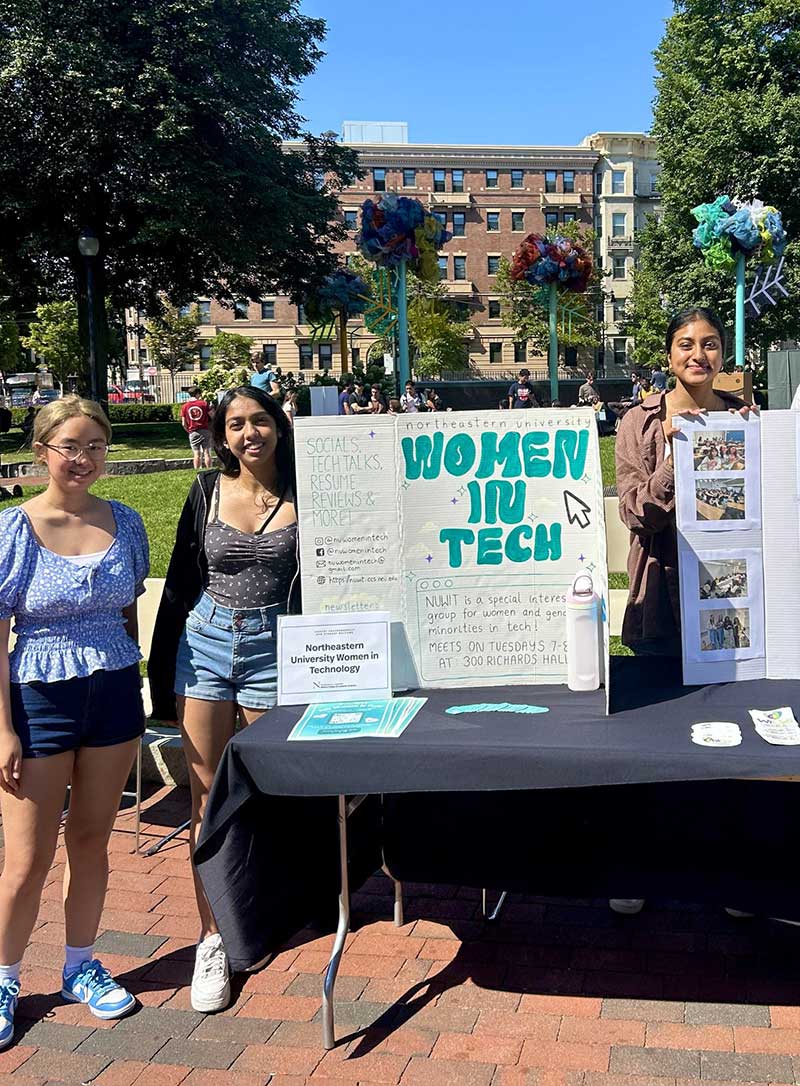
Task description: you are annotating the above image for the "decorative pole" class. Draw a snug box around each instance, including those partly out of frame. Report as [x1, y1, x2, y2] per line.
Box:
[691, 196, 787, 374]
[548, 281, 558, 404]
[734, 251, 746, 370]
[396, 261, 410, 390]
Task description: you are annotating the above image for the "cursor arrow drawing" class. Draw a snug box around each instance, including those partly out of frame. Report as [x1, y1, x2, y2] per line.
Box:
[563, 490, 591, 529]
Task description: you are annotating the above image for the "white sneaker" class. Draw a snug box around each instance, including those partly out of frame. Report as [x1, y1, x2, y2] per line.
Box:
[191, 934, 231, 1012]
[609, 898, 645, 915]
[725, 908, 755, 918]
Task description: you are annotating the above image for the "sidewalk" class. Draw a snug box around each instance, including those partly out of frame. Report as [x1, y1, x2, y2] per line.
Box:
[4, 784, 800, 1085]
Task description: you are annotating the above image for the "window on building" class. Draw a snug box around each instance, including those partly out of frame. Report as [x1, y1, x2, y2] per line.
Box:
[650, 173, 660, 194]
[511, 211, 524, 231]
[297, 303, 306, 324]
[451, 168, 464, 192]
[596, 303, 604, 323]
[299, 343, 313, 369]
[486, 169, 498, 188]
[438, 255, 448, 281]
[197, 301, 211, 324]
[612, 170, 625, 194]
[613, 255, 626, 279]
[234, 299, 249, 320]
[452, 211, 466, 236]
[511, 169, 524, 188]
[319, 343, 332, 368]
[433, 210, 447, 228]
[198, 345, 212, 370]
[433, 168, 446, 193]
[138, 347, 147, 363]
[545, 210, 559, 230]
[514, 341, 527, 365]
[633, 171, 639, 194]
[178, 304, 192, 317]
[613, 299, 626, 323]
[129, 348, 136, 363]
[488, 299, 501, 319]
[487, 255, 500, 275]
[594, 210, 602, 233]
[594, 171, 603, 195]
[351, 347, 360, 367]
[489, 342, 503, 365]
[373, 168, 386, 191]
[453, 255, 467, 281]
[260, 300, 275, 320]
[563, 170, 575, 194]
[612, 212, 626, 237]
[486, 211, 500, 231]
[563, 211, 576, 223]
[402, 168, 416, 187]
[344, 210, 358, 229]
[613, 338, 627, 367]
[545, 170, 557, 193]
[262, 344, 277, 368]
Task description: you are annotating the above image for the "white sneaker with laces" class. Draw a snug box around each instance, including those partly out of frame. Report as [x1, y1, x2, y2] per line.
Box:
[191, 933, 231, 1012]
[609, 898, 645, 915]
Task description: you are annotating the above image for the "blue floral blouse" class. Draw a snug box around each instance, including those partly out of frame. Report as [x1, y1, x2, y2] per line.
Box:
[0, 502, 150, 684]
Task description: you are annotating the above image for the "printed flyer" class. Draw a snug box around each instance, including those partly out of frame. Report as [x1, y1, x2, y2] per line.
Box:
[294, 410, 608, 689]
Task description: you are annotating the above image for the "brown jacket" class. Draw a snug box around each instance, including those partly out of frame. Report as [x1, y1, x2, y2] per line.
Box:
[615, 390, 743, 652]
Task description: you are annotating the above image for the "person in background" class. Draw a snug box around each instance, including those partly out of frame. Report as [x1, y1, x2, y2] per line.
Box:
[348, 380, 372, 414]
[180, 386, 213, 470]
[149, 386, 298, 1013]
[425, 388, 444, 412]
[638, 377, 652, 401]
[630, 372, 642, 403]
[268, 379, 282, 399]
[651, 363, 668, 392]
[387, 398, 402, 415]
[282, 389, 298, 427]
[611, 306, 755, 918]
[0, 397, 149, 1047]
[577, 373, 599, 405]
[507, 369, 539, 409]
[370, 384, 387, 414]
[497, 400, 507, 411]
[400, 381, 425, 413]
[338, 380, 354, 416]
[249, 356, 274, 394]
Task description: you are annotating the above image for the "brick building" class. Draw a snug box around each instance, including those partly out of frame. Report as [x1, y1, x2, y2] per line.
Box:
[126, 126, 661, 393]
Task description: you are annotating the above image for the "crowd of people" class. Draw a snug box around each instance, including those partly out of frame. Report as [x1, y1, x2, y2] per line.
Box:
[699, 565, 748, 600]
[693, 433, 746, 472]
[695, 481, 746, 520]
[339, 378, 444, 415]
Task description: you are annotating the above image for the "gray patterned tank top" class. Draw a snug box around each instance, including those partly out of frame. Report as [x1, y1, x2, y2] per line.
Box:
[204, 476, 298, 609]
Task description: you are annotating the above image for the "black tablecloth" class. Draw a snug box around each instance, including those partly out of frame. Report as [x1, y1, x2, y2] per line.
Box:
[195, 659, 800, 969]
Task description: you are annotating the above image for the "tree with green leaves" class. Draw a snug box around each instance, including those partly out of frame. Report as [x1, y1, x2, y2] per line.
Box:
[621, 255, 669, 368]
[644, 0, 800, 364]
[0, 0, 359, 387]
[0, 318, 22, 377]
[21, 301, 82, 390]
[146, 305, 201, 398]
[208, 332, 254, 372]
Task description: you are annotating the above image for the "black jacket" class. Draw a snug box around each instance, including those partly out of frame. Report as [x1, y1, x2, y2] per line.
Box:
[147, 469, 300, 721]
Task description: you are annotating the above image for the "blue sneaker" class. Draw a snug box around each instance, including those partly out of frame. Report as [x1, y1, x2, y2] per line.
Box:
[0, 978, 19, 1049]
[61, 959, 135, 1020]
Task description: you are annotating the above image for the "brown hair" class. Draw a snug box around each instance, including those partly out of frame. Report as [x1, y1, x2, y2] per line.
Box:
[33, 395, 112, 458]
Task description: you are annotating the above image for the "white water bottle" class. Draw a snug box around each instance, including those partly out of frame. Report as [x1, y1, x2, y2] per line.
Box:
[566, 571, 601, 692]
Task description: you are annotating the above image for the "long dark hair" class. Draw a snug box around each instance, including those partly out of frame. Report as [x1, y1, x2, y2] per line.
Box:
[665, 307, 726, 355]
[212, 385, 295, 489]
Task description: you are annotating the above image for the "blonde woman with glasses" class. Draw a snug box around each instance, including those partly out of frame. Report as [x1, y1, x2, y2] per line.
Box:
[0, 397, 149, 1047]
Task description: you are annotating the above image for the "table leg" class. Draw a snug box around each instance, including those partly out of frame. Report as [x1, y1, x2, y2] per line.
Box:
[323, 794, 353, 1050]
[381, 863, 404, 927]
[481, 889, 508, 922]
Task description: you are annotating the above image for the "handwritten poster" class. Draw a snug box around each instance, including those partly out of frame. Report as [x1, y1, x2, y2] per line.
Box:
[294, 410, 608, 689]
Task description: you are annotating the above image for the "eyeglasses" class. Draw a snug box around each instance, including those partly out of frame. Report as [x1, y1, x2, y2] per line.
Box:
[39, 442, 110, 461]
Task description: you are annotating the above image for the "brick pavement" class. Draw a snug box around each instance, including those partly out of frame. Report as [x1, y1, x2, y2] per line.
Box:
[4, 784, 800, 1085]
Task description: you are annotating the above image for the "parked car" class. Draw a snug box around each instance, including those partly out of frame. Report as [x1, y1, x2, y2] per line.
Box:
[108, 382, 155, 404]
[33, 388, 60, 404]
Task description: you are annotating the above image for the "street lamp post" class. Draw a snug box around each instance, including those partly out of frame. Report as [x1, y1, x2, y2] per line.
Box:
[77, 227, 100, 401]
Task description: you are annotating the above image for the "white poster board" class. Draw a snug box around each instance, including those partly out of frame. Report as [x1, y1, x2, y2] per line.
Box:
[309, 385, 340, 417]
[674, 409, 800, 683]
[294, 410, 608, 690]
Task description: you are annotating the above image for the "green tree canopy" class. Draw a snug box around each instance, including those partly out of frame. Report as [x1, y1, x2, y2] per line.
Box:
[645, 0, 800, 357]
[620, 252, 669, 368]
[146, 304, 201, 380]
[21, 301, 82, 389]
[0, 317, 22, 376]
[0, 0, 360, 315]
[208, 331, 254, 371]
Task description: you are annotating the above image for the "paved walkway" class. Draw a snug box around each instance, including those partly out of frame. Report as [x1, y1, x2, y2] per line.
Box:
[4, 784, 800, 1085]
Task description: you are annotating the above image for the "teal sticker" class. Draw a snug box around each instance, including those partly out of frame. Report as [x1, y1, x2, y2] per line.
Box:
[445, 703, 550, 716]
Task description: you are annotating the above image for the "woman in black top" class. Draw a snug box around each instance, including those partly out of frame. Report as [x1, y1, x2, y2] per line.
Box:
[149, 386, 298, 1013]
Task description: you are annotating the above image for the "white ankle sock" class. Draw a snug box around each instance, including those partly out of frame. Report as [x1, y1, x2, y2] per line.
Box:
[64, 944, 93, 974]
[0, 961, 20, 984]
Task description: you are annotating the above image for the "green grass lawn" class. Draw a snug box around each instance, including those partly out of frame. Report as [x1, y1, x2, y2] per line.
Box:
[1, 421, 193, 464]
[599, 435, 615, 489]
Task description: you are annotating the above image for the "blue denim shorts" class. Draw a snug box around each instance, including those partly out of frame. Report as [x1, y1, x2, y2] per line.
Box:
[174, 593, 281, 710]
[10, 664, 145, 758]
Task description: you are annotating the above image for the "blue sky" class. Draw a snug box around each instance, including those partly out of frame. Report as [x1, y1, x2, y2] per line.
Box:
[296, 0, 674, 145]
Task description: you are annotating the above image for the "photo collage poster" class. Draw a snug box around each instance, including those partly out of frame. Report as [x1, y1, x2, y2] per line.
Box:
[293, 409, 609, 693]
[674, 410, 800, 684]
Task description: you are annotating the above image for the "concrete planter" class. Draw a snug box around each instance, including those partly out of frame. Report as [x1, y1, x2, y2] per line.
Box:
[1, 457, 193, 479]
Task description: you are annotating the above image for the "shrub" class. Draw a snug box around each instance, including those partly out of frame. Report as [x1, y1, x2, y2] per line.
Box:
[106, 404, 175, 423]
